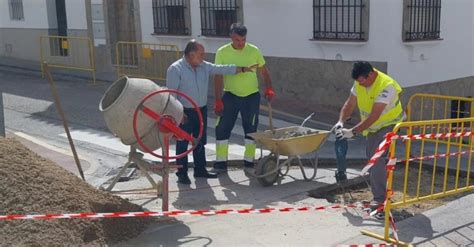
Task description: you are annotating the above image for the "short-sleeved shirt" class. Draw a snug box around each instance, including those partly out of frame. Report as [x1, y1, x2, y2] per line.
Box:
[215, 43, 266, 97]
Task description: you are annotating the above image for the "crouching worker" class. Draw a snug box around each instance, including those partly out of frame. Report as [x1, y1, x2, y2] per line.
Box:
[333, 61, 404, 219]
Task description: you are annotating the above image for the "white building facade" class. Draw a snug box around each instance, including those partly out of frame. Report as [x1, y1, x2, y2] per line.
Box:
[1, 0, 473, 107]
[140, 0, 474, 88]
[0, 0, 89, 61]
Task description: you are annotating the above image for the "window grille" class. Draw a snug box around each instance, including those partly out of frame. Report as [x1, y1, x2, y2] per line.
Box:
[313, 0, 368, 41]
[403, 0, 441, 41]
[9, 0, 24, 21]
[200, 0, 239, 37]
[152, 0, 189, 35]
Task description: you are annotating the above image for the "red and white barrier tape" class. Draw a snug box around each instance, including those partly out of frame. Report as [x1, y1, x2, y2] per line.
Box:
[0, 204, 363, 221]
[402, 131, 473, 140]
[388, 211, 399, 241]
[360, 132, 397, 175]
[338, 244, 396, 247]
[380, 149, 474, 173]
[359, 130, 474, 241]
[401, 150, 474, 163]
[410, 126, 472, 131]
[360, 131, 474, 175]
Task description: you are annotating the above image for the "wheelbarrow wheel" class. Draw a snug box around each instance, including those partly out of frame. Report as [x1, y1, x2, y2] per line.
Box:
[256, 154, 280, 187]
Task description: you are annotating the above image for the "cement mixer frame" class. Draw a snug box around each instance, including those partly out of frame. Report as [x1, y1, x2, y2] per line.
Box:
[132, 89, 204, 211]
[100, 78, 203, 212]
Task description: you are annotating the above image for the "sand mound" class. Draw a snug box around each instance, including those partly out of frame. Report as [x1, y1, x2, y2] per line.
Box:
[0, 137, 152, 245]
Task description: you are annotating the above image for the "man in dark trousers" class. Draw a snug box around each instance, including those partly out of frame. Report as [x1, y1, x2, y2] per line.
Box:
[213, 23, 274, 173]
[167, 39, 255, 184]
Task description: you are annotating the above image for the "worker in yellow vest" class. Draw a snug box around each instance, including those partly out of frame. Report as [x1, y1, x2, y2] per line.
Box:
[213, 23, 274, 173]
[334, 61, 404, 218]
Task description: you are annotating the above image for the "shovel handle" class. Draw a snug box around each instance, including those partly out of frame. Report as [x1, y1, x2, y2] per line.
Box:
[267, 102, 274, 133]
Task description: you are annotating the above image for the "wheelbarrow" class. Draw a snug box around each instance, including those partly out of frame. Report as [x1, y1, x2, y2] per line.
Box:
[248, 126, 331, 186]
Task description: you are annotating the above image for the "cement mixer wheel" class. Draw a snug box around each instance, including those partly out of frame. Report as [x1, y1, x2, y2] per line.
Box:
[133, 89, 204, 160]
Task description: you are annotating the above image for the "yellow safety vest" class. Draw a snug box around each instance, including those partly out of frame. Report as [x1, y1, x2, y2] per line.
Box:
[355, 70, 404, 136]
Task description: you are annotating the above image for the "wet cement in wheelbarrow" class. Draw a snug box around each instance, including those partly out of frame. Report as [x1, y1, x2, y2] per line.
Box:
[273, 129, 319, 139]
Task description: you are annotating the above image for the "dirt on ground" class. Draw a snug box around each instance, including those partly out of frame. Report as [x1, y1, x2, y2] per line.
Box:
[321, 164, 473, 221]
[0, 137, 155, 246]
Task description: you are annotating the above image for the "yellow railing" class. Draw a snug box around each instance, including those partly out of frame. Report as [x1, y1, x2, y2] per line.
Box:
[406, 93, 474, 147]
[406, 93, 474, 121]
[361, 117, 474, 245]
[39, 35, 96, 84]
[116, 42, 180, 82]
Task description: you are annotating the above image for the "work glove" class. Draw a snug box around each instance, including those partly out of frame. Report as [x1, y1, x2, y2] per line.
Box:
[214, 99, 224, 116]
[335, 128, 354, 140]
[265, 87, 275, 101]
[332, 121, 344, 133]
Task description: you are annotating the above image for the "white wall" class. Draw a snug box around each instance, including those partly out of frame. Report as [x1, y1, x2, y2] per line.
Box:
[0, 0, 50, 29]
[0, 0, 88, 30]
[139, 0, 474, 88]
[65, 0, 88, 30]
[0, 2, 3, 41]
[472, 2, 474, 77]
[392, 0, 473, 87]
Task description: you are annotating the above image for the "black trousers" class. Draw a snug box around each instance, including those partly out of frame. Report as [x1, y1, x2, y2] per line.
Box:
[176, 106, 208, 176]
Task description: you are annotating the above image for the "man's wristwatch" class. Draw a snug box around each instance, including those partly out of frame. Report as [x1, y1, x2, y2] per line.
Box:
[241, 67, 245, 73]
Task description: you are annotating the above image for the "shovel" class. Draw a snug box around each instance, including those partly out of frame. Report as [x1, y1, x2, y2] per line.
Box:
[267, 101, 275, 134]
[299, 112, 315, 129]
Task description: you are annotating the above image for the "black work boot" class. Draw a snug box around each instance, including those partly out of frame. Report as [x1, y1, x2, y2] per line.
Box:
[176, 173, 191, 185]
[210, 162, 228, 173]
[335, 171, 347, 183]
[194, 171, 218, 178]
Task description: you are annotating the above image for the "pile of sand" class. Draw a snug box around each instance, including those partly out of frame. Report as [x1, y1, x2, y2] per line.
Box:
[0, 137, 153, 245]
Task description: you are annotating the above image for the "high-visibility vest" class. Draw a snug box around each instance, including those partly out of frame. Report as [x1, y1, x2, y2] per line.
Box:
[355, 70, 404, 136]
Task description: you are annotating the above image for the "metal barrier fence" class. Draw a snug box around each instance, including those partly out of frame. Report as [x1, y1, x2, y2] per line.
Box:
[406, 93, 474, 147]
[406, 93, 474, 121]
[39, 35, 96, 84]
[362, 117, 474, 245]
[116, 42, 180, 81]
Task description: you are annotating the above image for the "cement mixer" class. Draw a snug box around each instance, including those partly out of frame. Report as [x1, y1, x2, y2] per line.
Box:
[99, 76, 184, 152]
[99, 76, 204, 211]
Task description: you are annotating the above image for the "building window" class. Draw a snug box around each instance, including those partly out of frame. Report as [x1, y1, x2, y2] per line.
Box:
[312, 0, 369, 41]
[9, 0, 24, 21]
[200, 0, 242, 37]
[152, 0, 190, 35]
[403, 0, 441, 41]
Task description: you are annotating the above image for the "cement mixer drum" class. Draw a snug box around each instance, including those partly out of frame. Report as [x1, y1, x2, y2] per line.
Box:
[99, 76, 183, 152]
